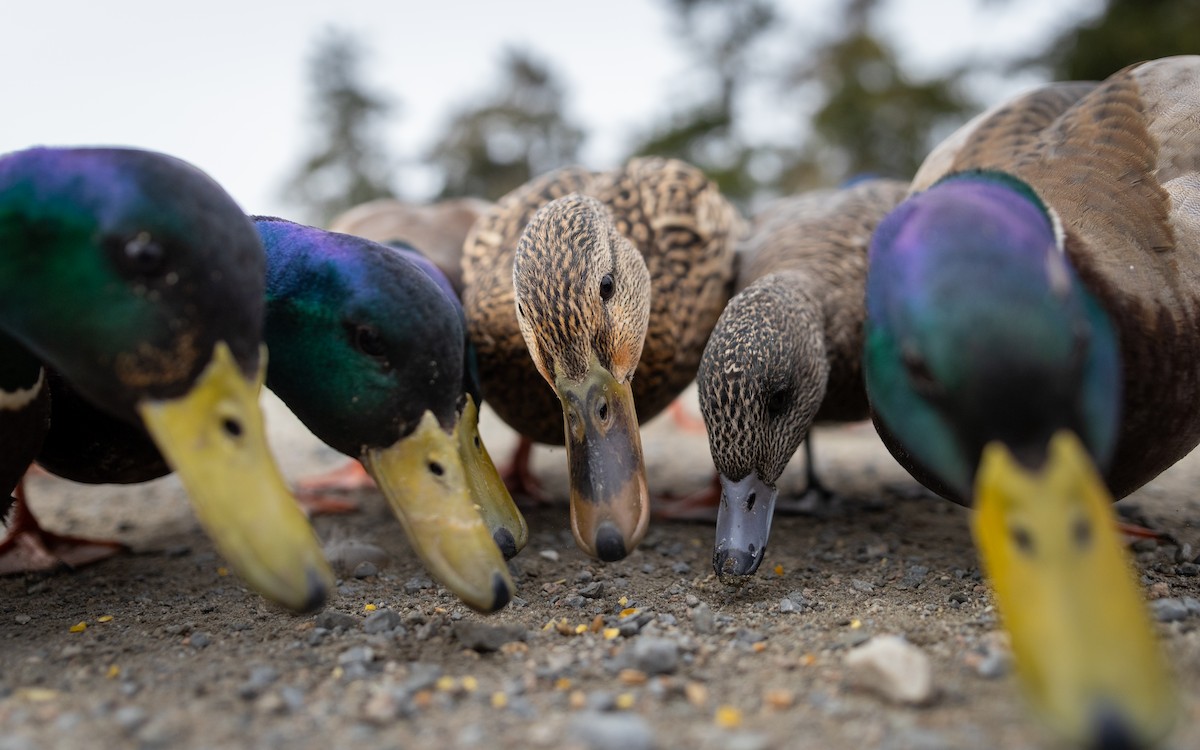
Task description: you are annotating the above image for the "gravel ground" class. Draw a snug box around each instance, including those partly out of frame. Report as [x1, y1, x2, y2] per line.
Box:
[1, 389, 1197, 750]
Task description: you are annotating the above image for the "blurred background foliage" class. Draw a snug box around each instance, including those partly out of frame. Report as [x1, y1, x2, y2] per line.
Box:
[284, 0, 1199, 224]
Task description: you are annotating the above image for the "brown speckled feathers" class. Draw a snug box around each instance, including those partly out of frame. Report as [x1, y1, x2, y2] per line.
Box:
[463, 157, 741, 445]
[912, 56, 1200, 497]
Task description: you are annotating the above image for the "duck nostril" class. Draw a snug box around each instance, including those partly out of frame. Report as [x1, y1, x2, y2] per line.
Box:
[597, 397, 609, 422]
[428, 461, 444, 476]
[221, 417, 243, 438]
[746, 491, 756, 511]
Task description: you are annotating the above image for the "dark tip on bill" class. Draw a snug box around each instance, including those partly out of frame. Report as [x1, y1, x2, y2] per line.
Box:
[300, 569, 330, 613]
[490, 572, 513, 612]
[1090, 707, 1142, 750]
[713, 546, 766, 577]
[493, 527, 519, 560]
[595, 523, 627, 562]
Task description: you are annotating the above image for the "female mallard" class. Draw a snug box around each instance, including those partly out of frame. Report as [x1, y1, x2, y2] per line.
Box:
[864, 57, 1196, 747]
[697, 179, 908, 576]
[253, 217, 520, 612]
[463, 157, 741, 561]
[0, 146, 332, 612]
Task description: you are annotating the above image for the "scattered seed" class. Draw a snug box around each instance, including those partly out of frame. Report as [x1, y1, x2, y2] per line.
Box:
[764, 688, 794, 709]
[69, 622, 87, 633]
[604, 628, 621, 641]
[106, 665, 121, 679]
[715, 705, 743, 729]
[491, 691, 508, 709]
[364, 603, 377, 612]
[774, 564, 784, 576]
[619, 669, 648, 685]
[98, 615, 114, 623]
[685, 682, 709, 707]
[574, 624, 588, 635]
[555, 678, 573, 691]
[616, 693, 635, 710]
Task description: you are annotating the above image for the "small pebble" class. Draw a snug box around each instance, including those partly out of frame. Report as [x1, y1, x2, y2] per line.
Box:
[13, 614, 30, 625]
[363, 609, 402, 635]
[324, 539, 389, 574]
[189, 632, 212, 649]
[352, 561, 379, 579]
[579, 582, 605, 599]
[566, 712, 653, 750]
[452, 621, 527, 652]
[691, 602, 715, 634]
[844, 634, 933, 705]
[539, 549, 560, 562]
[237, 667, 279, 700]
[338, 646, 375, 666]
[404, 575, 433, 593]
[684, 594, 699, 607]
[1151, 598, 1191, 622]
[850, 579, 875, 593]
[897, 565, 928, 589]
[114, 706, 148, 733]
[779, 598, 802, 614]
[315, 610, 358, 631]
[1177, 562, 1199, 577]
[671, 561, 692, 575]
[625, 637, 679, 675]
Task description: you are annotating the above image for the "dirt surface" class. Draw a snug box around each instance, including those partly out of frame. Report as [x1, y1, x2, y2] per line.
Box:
[1, 389, 1198, 750]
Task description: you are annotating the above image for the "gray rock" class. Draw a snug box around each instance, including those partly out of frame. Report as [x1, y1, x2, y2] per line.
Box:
[1177, 562, 1199, 577]
[237, 666, 279, 700]
[404, 575, 433, 593]
[363, 609, 402, 635]
[452, 621, 527, 652]
[338, 646, 375, 666]
[404, 663, 443, 692]
[13, 614, 30, 625]
[1184, 597, 1200, 616]
[567, 712, 654, 750]
[726, 732, 771, 750]
[352, 561, 379, 579]
[323, 539, 389, 575]
[626, 637, 679, 675]
[114, 706, 148, 733]
[851, 578, 875, 593]
[897, 565, 929, 590]
[844, 634, 933, 705]
[779, 598, 802, 614]
[315, 610, 358, 631]
[579, 581, 605, 599]
[691, 602, 715, 634]
[1151, 598, 1191, 622]
[189, 632, 211, 649]
[671, 561, 692, 574]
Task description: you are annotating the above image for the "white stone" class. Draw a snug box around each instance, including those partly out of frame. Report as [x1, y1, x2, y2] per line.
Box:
[844, 634, 933, 705]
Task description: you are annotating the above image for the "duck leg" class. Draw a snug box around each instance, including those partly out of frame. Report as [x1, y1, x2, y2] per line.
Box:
[500, 436, 551, 504]
[775, 439, 834, 516]
[294, 461, 369, 515]
[0, 478, 126, 574]
[652, 474, 721, 521]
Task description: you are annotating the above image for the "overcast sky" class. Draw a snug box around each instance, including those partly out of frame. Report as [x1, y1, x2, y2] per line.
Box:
[3, 0, 1095, 218]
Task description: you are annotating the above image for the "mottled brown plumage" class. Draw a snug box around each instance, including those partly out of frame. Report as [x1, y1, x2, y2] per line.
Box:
[697, 179, 907, 575]
[463, 158, 741, 445]
[902, 56, 1200, 500]
[463, 157, 741, 560]
[329, 198, 492, 296]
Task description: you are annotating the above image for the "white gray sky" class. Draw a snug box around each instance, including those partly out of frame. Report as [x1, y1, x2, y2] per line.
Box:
[3, 0, 1096, 218]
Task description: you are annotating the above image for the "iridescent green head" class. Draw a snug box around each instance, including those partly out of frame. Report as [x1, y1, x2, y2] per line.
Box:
[0, 147, 266, 412]
[864, 172, 1121, 501]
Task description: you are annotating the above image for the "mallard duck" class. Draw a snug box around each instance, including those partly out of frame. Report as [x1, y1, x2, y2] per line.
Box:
[697, 179, 908, 576]
[254, 217, 519, 612]
[864, 57, 1196, 747]
[463, 157, 741, 561]
[329, 197, 491, 297]
[0, 146, 333, 612]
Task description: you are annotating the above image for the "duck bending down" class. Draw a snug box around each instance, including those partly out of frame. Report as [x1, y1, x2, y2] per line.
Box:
[463, 157, 741, 561]
[864, 57, 1198, 747]
[254, 218, 519, 612]
[0, 147, 332, 612]
[697, 179, 909, 576]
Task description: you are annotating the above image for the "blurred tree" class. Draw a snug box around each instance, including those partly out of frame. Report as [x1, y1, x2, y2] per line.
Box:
[629, 0, 778, 203]
[773, 0, 972, 193]
[1016, 0, 1200, 80]
[426, 48, 584, 201]
[282, 28, 396, 225]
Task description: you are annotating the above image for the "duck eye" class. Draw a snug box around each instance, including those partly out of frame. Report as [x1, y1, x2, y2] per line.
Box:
[765, 388, 791, 418]
[901, 346, 940, 395]
[1009, 525, 1036, 557]
[112, 231, 166, 277]
[599, 273, 615, 301]
[352, 325, 387, 359]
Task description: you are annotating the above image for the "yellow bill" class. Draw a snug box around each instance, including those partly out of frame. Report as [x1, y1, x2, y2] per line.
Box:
[557, 360, 649, 562]
[137, 342, 333, 613]
[457, 393, 527, 559]
[362, 409, 515, 613]
[972, 430, 1176, 748]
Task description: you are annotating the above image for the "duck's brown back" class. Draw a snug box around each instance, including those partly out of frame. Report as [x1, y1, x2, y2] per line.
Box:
[910, 56, 1200, 497]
